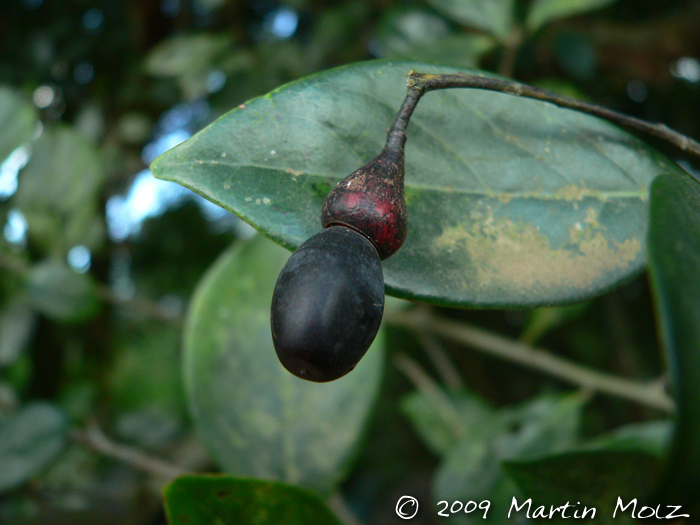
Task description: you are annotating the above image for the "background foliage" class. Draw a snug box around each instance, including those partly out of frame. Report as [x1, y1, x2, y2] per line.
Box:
[1, 0, 699, 523]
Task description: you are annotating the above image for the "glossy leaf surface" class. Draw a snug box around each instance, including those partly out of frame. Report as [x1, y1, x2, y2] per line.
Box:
[164, 475, 341, 525]
[183, 236, 384, 496]
[152, 60, 682, 307]
[648, 172, 700, 507]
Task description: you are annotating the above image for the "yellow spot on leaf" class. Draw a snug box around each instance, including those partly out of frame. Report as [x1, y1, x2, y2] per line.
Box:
[435, 214, 640, 296]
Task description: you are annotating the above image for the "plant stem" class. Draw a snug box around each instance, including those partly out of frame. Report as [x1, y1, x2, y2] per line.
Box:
[385, 307, 675, 413]
[387, 70, 700, 159]
[0, 251, 182, 324]
[72, 421, 189, 480]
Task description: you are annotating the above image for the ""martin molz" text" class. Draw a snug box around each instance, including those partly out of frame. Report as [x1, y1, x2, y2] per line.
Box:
[508, 498, 689, 520]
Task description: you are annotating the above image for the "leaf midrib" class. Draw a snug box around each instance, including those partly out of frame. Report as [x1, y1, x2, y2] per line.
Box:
[158, 160, 649, 201]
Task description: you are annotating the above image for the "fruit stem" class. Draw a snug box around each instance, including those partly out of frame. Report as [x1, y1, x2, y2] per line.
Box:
[387, 70, 700, 159]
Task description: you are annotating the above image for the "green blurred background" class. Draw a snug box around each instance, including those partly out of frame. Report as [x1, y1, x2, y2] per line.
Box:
[0, 0, 699, 523]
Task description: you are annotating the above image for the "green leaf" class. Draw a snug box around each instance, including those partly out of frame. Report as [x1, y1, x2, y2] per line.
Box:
[27, 259, 101, 323]
[647, 172, 700, 506]
[503, 450, 662, 524]
[0, 403, 69, 493]
[376, 8, 496, 67]
[184, 236, 384, 496]
[583, 420, 672, 458]
[15, 127, 105, 254]
[152, 60, 681, 308]
[496, 392, 587, 459]
[164, 475, 342, 525]
[108, 325, 186, 448]
[526, 0, 619, 32]
[425, 0, 515, 40]
[0, 86, 36, 164]
[519, 302, 590, 344]
[401, 389, 493, 456]
[433, 392, 586, 518]
[145, 33, 233, 78]
[0, 300, 35, 368]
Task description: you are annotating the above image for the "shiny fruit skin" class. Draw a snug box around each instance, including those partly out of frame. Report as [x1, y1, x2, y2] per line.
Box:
[322, 146, 407, 260]
[271, 226, 384, 382]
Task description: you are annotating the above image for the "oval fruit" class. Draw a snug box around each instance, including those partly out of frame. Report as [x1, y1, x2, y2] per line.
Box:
[271, 226, 385, 382]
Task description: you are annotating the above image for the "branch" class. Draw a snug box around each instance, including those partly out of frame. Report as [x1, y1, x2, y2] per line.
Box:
[71, 422, 189, 480]
[0, 251, 182, 325]
[416, 333, 465, 391]
[385, 307, 674, 413]
[388, 70, 700, 159]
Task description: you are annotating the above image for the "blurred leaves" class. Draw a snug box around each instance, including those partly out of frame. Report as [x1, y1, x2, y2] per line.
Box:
[26, 259, 100, 323]
[0, 299, 35, 367]
[183, 236, 385, 496]
[164, 476, 342, 525]
[0, 403, 68, 493]
[504, 450, 661, 524]
[582, 420, 672, 457]
[14, 127, 105, 255]
[401, 376, 588, 521]
[433, 393, 587, 516]
[519, 302, 590, 344]
[0, 87, 36, 164]
[375, 8, 495, 67]
[426, 0, 515, 41]
[0, 1, 698, 522]
[526, 0, 619, 32]
[107, 324, 186, 449]
[145, 33, 252, 100]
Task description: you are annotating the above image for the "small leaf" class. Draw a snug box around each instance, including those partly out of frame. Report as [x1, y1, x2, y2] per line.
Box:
[426, 0, 515, 40]
[376, 8, 495, 67]
[184, 236, 384, 496]
[503, 450, 661, 524]
[14, 127, 105, 254]
[0, 300, 36, 368]
[433, 392, 586, 506]
[0, 86, 37, 164]
[519, 302, 590, 344]
[647, 172, 700, 506]
[496, 392, 587, 459]
[583, 420, 672, 458]
[0, 403, 69, 493]
[401, 389, 493, 456]
[526, 0, 619, 32]
[152, 60, 682, 308]
[27, 259, 101, 323]
[145, 33, 233, 78]
[164, 475, 342, 525]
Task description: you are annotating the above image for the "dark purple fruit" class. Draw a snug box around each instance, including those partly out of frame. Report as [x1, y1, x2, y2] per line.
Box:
[322, 140, 407, 260]
[271, 226, 384, 382]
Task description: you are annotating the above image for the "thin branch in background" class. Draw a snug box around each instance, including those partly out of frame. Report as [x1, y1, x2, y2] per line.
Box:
[416, 333, 465, 391]
[328, 493, 365, 525]
[71, 421, 189, 480]
[0, 250, 183, 325]
[93, 284, 184, 325]
[497, 26, 524, 78]
[394, 353, 467, 440]
[386, 307, 675, 413]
